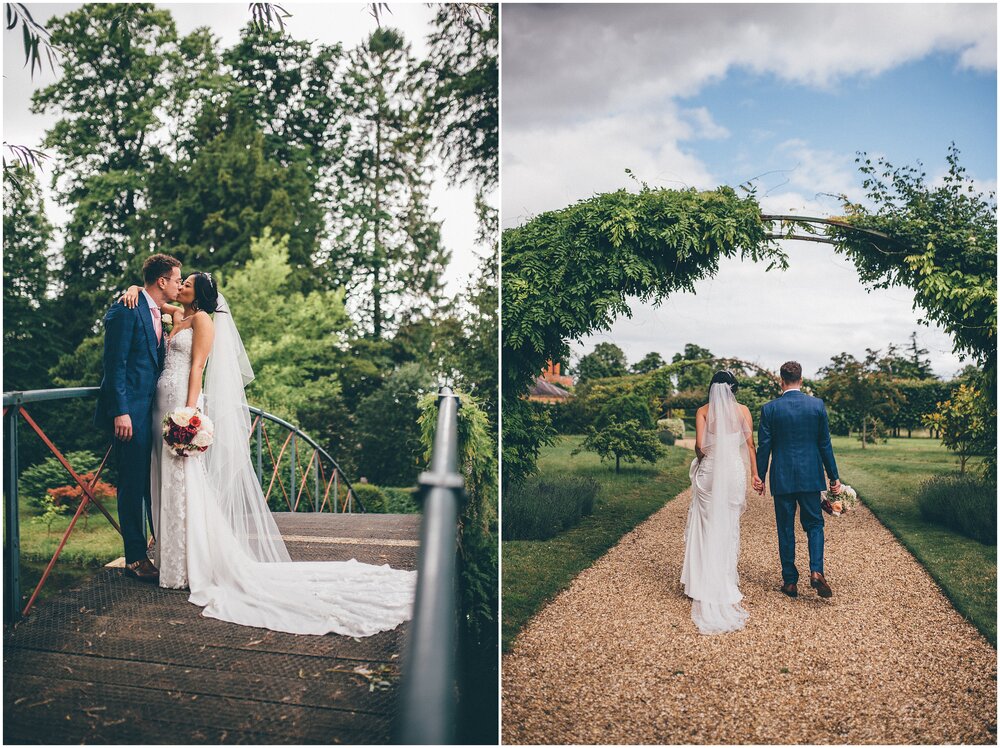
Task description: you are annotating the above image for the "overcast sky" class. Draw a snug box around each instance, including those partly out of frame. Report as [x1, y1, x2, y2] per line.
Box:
[502, 3, 997, 379]
[3, 1, 494, 299]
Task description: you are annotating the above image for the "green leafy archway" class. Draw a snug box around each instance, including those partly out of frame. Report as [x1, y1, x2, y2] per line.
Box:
[502, 150, 997, 485]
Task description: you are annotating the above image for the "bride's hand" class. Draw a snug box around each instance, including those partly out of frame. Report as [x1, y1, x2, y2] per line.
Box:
[695, 445, 706, 460]
[120, 285, 142, 309]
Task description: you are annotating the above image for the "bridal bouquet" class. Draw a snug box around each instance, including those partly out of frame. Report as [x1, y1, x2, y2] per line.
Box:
[821, 484, 858, 516]
[163, 407, 214, 457]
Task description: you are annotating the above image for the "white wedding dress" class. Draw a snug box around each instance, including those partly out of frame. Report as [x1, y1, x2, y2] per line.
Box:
[150, 303, 416, 637]
[680, 383, 750, 635]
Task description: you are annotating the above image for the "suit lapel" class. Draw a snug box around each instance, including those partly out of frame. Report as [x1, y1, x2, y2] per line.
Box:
[138, 302, 159, 365]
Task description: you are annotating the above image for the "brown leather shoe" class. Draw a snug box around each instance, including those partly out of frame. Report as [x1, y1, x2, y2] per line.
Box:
[810, 572, 833, 598]
[780, 582, 798, 598]
[126, 558, 159, 583]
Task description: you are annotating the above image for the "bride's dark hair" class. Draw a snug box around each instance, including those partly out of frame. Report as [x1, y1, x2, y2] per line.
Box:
[191, 272, 223, 314]
[709, 369, 738, 398]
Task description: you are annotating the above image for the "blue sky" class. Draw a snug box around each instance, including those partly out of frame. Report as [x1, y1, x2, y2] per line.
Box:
[503, 3, 997, 379]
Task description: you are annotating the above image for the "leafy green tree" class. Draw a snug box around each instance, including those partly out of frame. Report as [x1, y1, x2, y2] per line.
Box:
[574, 419, 664, 473]
[334, 27, 448, 338]
[835, 145, 996, 389]
[3, 166, 63, 391]
[817, 350, 906, 448]
[923, 384, 991, 473]
[671, 343, 716, 391]
[576, 342, 628, 382]
[33, 3, 178, 346]
[631, 351, 665, 375]
[222, 229, 351, 429]
[421, 3, 497, 192]
[147, 113, 321, 287]
[595, 392, 654, 430]
[353, 362, 435, 486]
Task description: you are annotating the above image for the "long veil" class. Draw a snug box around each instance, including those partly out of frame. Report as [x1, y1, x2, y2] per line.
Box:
[202, 293, 292, 564]
[681, 382, 751, 634]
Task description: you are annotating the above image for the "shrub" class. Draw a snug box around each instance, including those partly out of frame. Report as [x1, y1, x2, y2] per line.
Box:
[657, 418, 685, 440]
[595, 392, 654, 430]
[502, 476, 599, 541]
[916, 474, 997, 545]
[351, 483, 389, 513]
[574, 419, 664, 473]
[383, 487, 421, 514]
[19, 451, 108, 510]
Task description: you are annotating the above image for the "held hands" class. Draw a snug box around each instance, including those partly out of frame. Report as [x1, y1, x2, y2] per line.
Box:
[752, 475, 765, 495]
[829, 479, 842, 495]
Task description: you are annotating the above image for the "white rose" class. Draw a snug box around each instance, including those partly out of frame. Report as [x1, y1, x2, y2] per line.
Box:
[198, 414, 214, 435]
[191, 430, 213, 448]
[171, 407, 196, 428]
[162, 313, 173, 327]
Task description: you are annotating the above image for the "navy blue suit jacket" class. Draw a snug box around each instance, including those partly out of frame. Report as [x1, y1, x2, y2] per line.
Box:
[756, 389, 839, 496]
[94, 300, 164, 431]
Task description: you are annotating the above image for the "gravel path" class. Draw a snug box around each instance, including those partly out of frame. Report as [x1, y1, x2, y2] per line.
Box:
[502, 473, 997, 744]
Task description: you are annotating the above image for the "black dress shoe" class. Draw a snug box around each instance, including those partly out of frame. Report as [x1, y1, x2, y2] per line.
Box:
[126, 558, 159, 583]
[810, 573, 833, 598]
[780, 582, 798, 598]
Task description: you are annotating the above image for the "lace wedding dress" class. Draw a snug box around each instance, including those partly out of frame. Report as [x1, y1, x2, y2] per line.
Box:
[150, 309, 416, 637]
[680, 383, 750, 635]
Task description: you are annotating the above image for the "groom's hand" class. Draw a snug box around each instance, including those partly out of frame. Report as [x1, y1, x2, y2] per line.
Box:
[114, 414, 133, 442]
[829, 479, 842, 495]
[752, 476, 764, 494]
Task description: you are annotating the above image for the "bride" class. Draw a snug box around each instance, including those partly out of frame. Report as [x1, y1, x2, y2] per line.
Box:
[122, 274, 415, 636]
[680, 371, 759, 635]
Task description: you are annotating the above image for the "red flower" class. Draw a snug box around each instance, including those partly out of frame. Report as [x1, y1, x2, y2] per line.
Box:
[189, 415, 201, 429]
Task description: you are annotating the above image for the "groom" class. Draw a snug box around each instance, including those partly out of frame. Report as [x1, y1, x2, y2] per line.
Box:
[754, 361, 841, 599]
[94, 253, 182, 582]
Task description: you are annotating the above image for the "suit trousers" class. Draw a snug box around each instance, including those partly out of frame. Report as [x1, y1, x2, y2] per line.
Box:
[115, 420, 154, 564]
[773, 491, 824, 584]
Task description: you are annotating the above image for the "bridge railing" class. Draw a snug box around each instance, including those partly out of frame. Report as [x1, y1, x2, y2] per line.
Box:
[3, 386, 363, 626]
[396, 385, 464, 744]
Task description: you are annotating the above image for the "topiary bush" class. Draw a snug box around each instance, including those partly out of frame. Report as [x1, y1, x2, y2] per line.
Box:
[916, 474, 997, 545]
[657, 418, 685, 439]
[501, 475, 599, 541]
[351, 483, 389, 513]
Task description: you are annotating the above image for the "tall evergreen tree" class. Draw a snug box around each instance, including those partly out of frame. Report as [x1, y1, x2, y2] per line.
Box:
[32, 3, 178, 346]
[3, 166, 62, 390]
[334, 27, 448, 338]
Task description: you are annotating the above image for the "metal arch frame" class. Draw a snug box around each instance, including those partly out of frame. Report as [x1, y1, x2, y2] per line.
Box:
[3, 387, 364, 625]
[760, 213, 894, 246]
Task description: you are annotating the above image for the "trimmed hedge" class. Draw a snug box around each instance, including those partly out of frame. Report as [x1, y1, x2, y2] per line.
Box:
[916, 473, 997, 545]
[502, 476, 599, 541]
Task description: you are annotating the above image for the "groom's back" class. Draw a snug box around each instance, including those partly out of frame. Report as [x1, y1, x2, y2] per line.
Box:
[762, 391, 829, 495]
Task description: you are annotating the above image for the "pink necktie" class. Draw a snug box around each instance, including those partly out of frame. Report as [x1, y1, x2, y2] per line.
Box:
[151, 307, 162, 343]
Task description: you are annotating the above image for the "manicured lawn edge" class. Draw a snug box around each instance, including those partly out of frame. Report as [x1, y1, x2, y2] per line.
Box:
[502, 438, 693, 651]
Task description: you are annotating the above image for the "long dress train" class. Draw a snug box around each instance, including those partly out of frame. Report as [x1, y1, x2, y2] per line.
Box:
[152, 325, 416, 637]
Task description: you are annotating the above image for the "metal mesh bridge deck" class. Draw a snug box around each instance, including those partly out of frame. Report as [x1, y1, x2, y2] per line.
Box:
[3, 513, 420, 744]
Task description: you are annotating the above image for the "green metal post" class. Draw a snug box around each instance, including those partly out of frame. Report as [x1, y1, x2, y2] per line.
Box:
[4, 407, 21, 625]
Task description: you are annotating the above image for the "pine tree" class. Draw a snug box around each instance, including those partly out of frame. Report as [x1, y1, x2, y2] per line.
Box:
[333, 27, 448, 338]
[3, 166, 63, 390]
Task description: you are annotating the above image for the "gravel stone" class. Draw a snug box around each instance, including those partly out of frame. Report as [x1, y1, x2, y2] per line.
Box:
[502, 478, 997, 744]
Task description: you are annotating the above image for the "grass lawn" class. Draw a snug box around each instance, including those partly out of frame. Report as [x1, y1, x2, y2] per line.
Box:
[13, 497, 124, 608]
[832, 436, 996, 646]
[501, 436, 692, 650]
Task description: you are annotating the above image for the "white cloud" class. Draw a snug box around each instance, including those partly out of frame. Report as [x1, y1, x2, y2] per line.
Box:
[502, 107, 719, 226]
[503, 4, 996, 128]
